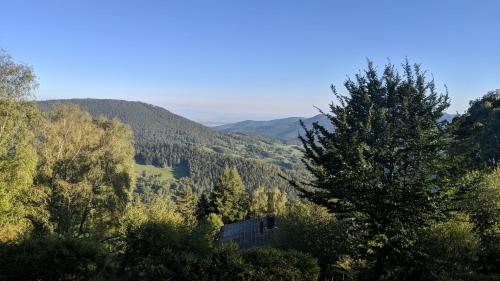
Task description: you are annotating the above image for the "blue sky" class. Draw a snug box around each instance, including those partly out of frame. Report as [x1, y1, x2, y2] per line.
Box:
[1, 0, 499, 124]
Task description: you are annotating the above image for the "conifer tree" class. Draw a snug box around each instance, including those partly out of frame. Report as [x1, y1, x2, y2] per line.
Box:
[297, 60, 450, 278]
[208, 166, 249, 223]
[196, 193, 210, 220]
[175, 180, 197, 226]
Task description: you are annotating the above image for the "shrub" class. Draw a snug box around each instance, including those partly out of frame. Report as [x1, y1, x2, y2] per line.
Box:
[0, 236, 108, 281]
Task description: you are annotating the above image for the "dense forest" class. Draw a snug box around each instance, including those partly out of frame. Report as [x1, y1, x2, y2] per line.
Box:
[1, 50, 500, 281]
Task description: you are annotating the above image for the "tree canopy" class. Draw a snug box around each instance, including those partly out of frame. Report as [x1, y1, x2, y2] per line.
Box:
[34, 104, 135, 240]
[297, 61, 450, 279]
[451, 89, 500, 169]
[0, 50, 40, 241]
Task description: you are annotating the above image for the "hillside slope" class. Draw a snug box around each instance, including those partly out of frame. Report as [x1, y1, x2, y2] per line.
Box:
[38, 99, 304, 194]
[215, 114, 334, 143]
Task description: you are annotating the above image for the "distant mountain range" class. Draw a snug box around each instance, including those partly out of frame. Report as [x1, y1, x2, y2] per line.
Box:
[215, 113, 456, 143]
[215, 114, 334, 143]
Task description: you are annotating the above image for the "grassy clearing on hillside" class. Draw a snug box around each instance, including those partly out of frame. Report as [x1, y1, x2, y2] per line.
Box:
[134, 163, 190, 182]
[134, 163, 175, 182]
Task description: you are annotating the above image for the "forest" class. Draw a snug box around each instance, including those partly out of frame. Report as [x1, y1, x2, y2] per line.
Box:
[1, 49, 500, 281]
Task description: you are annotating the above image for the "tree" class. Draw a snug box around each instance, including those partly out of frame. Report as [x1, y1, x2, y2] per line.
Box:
[175, 179, 197, 226]
[135, 173, 170, 202]
[456, 168, 500, 272]
[34, 104, 135, 240]
[267, 187, 287, 216]
[0, 50, 42, 242]
[208, 166, 249, 223]
[420, 213, 480, 279]
[242, 247, 320, 281]
[451, 90, 500, 169]
[122, 192, 183, 233]
[196, 192, 210, 219]
[297, 61, 450, 279]
[250, 186, 268, 217]
[273, 199, 357, 280]
[0, 235, 109, 281]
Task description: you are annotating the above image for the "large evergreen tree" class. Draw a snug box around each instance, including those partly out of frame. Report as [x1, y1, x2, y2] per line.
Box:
[297, 61, 450, 279]
[175, 178, 197, 226]
[208, 166, 249, 223]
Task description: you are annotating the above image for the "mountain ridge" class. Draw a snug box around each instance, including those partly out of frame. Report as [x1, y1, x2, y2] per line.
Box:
[215, 114, 334, 143]
[215, 112, 457, 143]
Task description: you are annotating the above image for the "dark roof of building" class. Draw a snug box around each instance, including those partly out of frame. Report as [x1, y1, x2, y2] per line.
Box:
[221, 215, 279, 249]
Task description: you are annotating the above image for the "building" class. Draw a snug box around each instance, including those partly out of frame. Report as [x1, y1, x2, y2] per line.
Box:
[221, 215, 279, 249]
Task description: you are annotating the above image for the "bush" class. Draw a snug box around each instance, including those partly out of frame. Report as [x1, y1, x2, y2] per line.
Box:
[419, 213, 481, 279]
[121, 222, 210, 281]
[0, 236, 108, 281]
[242, 247, 320, 281]
[120, 221, 320, 281]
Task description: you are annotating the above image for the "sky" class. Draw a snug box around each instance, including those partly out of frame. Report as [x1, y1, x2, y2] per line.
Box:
[1, 0, 499, 124]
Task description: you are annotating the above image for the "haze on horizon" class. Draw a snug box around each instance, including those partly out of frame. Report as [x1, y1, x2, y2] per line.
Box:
[1, 0, 499, 124]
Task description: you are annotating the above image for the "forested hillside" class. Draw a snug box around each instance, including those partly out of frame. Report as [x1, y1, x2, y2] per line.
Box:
[38, 99, 305, 194]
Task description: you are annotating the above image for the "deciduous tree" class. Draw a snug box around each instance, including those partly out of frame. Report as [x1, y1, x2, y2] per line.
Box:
[35, 104, 135, 240]
[0, 50, 41, 241]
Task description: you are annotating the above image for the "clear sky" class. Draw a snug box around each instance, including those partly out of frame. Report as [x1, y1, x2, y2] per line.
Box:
[1, 0, 499, 124]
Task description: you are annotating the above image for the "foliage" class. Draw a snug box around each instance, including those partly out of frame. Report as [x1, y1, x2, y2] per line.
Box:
[0, 50, 41, 242]
[451, 89, 500, 168]
[242, 247, 320, 281]
[0, 236, 109, 281]
[134, 172, 170, 202]
[267, 186, 287, 216]
[120, 221, 320, 281]
[208, 166, 249, 223]
[296, 60, 450, 279]
[273, 200, 353, 279]
[175, 179, 198, 226]
[250, 186, 268, 216]
[419, 213, 480, 278]
[456, 168, 500, 272]
[120, 221, 211, 281]
[122, 193, 183, 232]
[34, 104, 135, 240]
[250, 186, 288, 217]
[201, 213, 224, 242]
